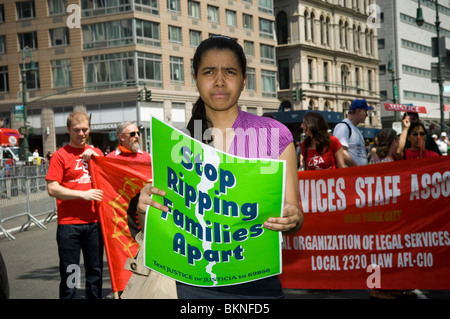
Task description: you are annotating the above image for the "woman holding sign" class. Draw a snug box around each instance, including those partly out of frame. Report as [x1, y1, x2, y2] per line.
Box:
[135, 36, 303, 299]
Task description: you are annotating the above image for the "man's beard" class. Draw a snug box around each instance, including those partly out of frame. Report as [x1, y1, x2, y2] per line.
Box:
[130, 141, 140, 152]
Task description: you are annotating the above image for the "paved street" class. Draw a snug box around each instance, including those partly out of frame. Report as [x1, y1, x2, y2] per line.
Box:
[1, 216, 449, 301]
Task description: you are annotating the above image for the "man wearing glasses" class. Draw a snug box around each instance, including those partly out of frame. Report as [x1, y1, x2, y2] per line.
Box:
[107, 121, 151, 242]
[106, 121, 151, 163]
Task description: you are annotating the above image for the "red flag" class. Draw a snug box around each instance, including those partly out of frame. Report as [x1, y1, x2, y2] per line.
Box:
[90, 156, 152, 294]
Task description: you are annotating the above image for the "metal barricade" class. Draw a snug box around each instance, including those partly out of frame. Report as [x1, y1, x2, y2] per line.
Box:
[0, 175, 56, 240]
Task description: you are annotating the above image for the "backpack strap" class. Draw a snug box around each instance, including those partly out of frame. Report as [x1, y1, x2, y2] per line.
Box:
[334, 121, 352, 139]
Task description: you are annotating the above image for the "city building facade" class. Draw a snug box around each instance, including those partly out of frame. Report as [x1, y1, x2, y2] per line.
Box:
[274, 0, 382, 139]
[377, 0, 450, 132]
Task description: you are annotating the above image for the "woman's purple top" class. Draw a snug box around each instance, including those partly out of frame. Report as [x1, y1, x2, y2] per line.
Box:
[228, 109, 293, 159]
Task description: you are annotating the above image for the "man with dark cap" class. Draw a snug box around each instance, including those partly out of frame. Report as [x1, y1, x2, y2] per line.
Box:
[333, 99, 374, 166]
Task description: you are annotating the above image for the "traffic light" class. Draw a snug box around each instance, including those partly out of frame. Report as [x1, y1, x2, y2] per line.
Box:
[292, 88, 299, 101]
[300, 89, 306, 101]
[137, 89, 143, 102]
[145, 89, 152, 101]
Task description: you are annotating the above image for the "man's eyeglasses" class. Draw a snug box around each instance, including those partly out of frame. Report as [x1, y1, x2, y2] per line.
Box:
[412, 132, 426, 137]
[125, 131, 140, 137]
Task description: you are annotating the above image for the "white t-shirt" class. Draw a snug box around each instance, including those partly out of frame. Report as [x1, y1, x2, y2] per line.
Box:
[333, 119, 367, 166]
[436, 139, 448, 155]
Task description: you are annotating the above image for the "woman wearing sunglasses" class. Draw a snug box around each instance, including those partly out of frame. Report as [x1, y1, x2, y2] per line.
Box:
[403, 122, 439, 160]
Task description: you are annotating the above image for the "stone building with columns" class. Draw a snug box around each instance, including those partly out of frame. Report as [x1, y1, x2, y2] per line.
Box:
[274, 0, 382, 137]
[0, 0, 279, 156]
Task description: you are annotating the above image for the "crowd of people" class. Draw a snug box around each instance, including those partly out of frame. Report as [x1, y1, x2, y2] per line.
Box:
[44, 36, 447, 300]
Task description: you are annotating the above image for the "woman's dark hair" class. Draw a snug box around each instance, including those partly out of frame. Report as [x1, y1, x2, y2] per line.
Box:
[374, 128, 397, 159]
[187, 36, 247, 143]
[302, 112, 330, 155]
[407, 121, 427, 137]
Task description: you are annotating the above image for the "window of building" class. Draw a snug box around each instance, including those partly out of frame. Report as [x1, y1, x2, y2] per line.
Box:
[259, 18, 274, 39]
[83, 19, 134, 49]
[16, 1, 35, 20]
[278, 59, 289, 90]
[188, 1, 200, 19]
[244, 40, 254, 56]
[0, 4, 4, 23]
[207, 5, 219, 23]
[378, 38, 385, 49]
[189, 30, 202, 47]
[243, 14, 253, 30]
[0, 66, 8, 92]
[245, 68, 256, 91]
[341, 64, 349, 91]
[138, 52, 162, 87]
[52, 59, 72, 88]
[170, 56, 184, 83]
[258, 0, 273, 15]
[0, 35, 5, 54]
[48, 0, 66, 15]
[260, 44, 275, 65]
[134, 0, 158, 15]
[275, 11, 288, 45]
[81, 0, 133, 16]
[19, 32, 38, 50]
[136, 19, 160, 47]
[50, 28, 70, 47]
[226, 10, 237, 27]
[168, 25, 182, 44]
[167, 0, 180, 13]
[85, 52, 135, 90]
[261, 69, 276, 97]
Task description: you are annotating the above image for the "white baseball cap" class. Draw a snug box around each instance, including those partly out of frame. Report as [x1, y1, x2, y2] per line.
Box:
[441, 132, 447, 137]
[432, 134, 438, 139]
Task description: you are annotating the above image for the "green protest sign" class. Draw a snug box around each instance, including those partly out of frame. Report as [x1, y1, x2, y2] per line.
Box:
[144, 117, 285, 287]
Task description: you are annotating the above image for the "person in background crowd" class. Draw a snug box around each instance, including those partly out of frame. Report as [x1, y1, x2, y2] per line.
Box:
[395, 112, 441, 160]
[402, 122, 439, 159]
[46, 111, 104, 299]
[436, 132, 449, 156]
[106, 121, 151, 163]
[333, 99, 373, 166]
[133, 35, 303, 299]
[369, 128, 399, 164]
[432, 134, 438, 143]
[107, 121, 151, 244]
[300, 111, 345, 170]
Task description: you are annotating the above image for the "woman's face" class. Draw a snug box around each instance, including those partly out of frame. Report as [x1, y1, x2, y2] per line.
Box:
[408, 125, 426, 149]
[301, 122, 312, 138]
[194, 49, 246, 115]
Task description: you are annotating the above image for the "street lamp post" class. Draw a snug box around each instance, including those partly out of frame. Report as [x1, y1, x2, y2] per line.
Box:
[387, 50, 401, 122]
[19, 46, 35, 162]
[416, 0, 446, 133]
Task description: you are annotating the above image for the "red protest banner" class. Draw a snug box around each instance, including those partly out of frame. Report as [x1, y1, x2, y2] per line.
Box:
[90, 157, 152, 294]
[384, 103, 427, 114]
[280, 156, 450, 290]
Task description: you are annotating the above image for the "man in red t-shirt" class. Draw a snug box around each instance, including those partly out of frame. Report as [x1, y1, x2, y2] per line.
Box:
[46, 111, 104, 299]
[106, 121, 151, 163]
